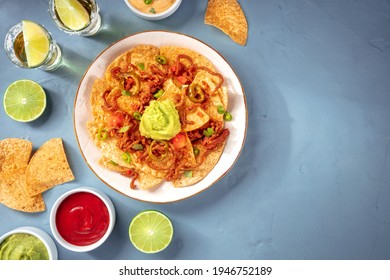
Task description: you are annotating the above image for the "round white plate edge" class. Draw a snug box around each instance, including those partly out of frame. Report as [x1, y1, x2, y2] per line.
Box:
[74, 31, 247, 203]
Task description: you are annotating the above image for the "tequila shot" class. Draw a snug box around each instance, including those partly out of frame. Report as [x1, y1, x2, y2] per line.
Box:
[49, 0, 102, 36]
[4, 21, 62, 71]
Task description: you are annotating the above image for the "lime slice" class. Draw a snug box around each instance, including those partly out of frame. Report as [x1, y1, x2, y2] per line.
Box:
[54, 0, 90, 31]
[129, 210, 174, 253]
[3, 80, 46, 122]
[22, 20, 50, 68]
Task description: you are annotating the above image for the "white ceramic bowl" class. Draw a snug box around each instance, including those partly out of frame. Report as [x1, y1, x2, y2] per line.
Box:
[123, 0, 182, 20]
[50, 187, 116, 252]
[0, 226, 58, 260]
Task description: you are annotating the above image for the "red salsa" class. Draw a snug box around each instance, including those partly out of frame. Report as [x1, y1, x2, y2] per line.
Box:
[55, 192, 110, 246]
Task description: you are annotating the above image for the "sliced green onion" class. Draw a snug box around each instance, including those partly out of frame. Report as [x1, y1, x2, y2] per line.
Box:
[217, 105, 225, 114]
[184, 170, 193, 178]
[203, 127, 215, 137]
[223, 111, 233, 121]
[138, 63, 145, 70]
[119, 125, 130, 133]
[109, 160, 118, 166]
[193, 147, 200, 156]
[133, 112, 142, 121]
[97, 128, 108, 140]
[122, 90, 131, 96]
[153, 89, 164, 99]
[122, 152, 132, 164]
[132, 143, 144, 150]
[150, 7, 156, 14]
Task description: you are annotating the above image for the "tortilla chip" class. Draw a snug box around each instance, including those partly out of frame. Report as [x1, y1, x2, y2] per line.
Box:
[132, 153, 167, 179]
[160, 46, 216, 70]
[190, 70, 228, 122]
[105, 45, 161, 86]
[0, 167, 45, 212]
[99, 139, 134, 169]
[173, 144, 225, 188]
[182, 103, 210, 132]
[97, 130, 167, 180]
[130, 45, 161, 71]
[0, 138, 32, 172]
[98, 156, 163, 190]
[117, 95, 143, 116]
[90, 79, 111, 119]
[158, 80, 210, 131]
[204, 0, 248, 46]
[137, 171, 163, 190]
[98, 156, 128, 173]
[25, 138, 74, 197]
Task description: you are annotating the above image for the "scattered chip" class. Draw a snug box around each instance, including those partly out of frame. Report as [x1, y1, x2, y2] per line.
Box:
[0, 137, 74, 212]
[98, 156, 128, 173]
[204, 0, 248, 46]
[98, 157, 162, 190]
[0, 167, 45, 212]
[25, 138, 75, 197]
[0, 138, 32, 172]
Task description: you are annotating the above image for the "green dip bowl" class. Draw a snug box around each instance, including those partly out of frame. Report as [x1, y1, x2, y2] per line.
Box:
[0, 226, 58, 260]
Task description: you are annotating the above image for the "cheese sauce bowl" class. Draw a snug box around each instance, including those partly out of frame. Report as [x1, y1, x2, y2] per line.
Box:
[123, 0, 182, 20]
[0, 226, 58, 260]
[50, 187, 116, 252]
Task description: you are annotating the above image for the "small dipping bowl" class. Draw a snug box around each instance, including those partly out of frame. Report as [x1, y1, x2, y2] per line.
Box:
[0, 226, 58, 260]
[50, 187, 115, 252]
[123, 0, 182, 20]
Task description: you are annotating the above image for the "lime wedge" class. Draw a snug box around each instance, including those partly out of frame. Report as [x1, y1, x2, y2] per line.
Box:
[54, 0, 90, 31]
[3, 80, 46, 122]
[22, 20, 50, 68]
[129, 210, 174, 253]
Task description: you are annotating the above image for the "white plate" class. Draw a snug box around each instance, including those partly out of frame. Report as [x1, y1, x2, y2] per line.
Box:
[74, 31, 247, 203]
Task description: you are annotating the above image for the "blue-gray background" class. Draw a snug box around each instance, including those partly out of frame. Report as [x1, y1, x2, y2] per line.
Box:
[0, 0, 389, 260]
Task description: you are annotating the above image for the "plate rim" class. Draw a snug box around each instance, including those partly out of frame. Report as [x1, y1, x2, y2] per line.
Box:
[73, 30, 248, 203]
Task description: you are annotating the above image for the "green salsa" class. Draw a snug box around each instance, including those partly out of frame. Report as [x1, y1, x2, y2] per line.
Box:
[0, 233, 49, 260]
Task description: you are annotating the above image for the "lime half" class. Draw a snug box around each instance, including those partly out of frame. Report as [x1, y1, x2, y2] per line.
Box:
[54, 0, 90, 31]
[129, 210, 174, 254]
[22, 20, 50, 68]
[3, 80, 46, 122]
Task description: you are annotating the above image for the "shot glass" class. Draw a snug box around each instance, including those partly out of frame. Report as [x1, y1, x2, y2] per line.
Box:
[4, 22, 62, 71]
[49, 0, 102, 36]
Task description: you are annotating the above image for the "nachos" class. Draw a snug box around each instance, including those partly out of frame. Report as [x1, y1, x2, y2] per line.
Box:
[87, 45, 232, 190]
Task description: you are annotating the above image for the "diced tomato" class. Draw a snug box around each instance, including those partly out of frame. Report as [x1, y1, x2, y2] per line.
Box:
[171, 132, 187, 149]
[176, 76, 188, 85]
[107, 113, 124, 128]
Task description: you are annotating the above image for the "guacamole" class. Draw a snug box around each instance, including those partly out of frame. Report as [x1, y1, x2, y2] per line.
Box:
[139, 100, 181, 140]
[0, 233, 49, 260]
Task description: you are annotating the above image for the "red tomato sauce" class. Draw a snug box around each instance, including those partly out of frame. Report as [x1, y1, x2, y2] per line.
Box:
[55, 192, 110, 246]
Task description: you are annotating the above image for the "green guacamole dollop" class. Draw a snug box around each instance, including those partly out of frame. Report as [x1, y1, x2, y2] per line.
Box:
[139, 100, 181, 140]
[0, 233, 49, 260]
